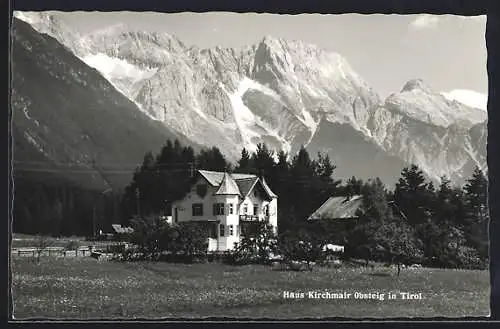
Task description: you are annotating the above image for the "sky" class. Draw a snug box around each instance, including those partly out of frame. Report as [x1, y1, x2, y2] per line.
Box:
[56, 12, 487, 100]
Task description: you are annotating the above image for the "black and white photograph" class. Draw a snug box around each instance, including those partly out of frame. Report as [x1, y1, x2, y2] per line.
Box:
[9, 10, 490, 319]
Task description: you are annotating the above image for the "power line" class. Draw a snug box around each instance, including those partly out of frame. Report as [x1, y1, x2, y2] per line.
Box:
[12, 167, 191, 174]
[12, 160, 194, 167]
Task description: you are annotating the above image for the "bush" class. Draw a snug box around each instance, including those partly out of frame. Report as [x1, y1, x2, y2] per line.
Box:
[278, 224, 327, 270]
[454, 246, 487, 270]
[223, 221, 277, 265]
[107, 243, 126, 255]
[121, 216, 209, 262]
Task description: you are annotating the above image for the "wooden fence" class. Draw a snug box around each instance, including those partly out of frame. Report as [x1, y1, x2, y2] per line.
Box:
[11, 247, 92, 258]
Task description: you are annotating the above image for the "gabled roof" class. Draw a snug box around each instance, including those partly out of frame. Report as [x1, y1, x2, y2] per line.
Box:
[308, 195, 363, 220]
[261, 176, 278, 198]
[112, 224, 134, 234]
[235, 177, 259, 198]
[197, 170, 278, 199]
[215, 172, 241, 195]
[198, 170, 256, 186]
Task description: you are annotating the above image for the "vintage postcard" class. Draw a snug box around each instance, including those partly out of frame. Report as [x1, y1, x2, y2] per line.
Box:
[9, 11, 489, 319]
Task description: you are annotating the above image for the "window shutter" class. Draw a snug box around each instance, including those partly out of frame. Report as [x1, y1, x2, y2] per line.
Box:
[213, 204, 216, 215]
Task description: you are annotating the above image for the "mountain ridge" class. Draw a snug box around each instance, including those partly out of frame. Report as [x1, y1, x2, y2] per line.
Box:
[13, 11, 488, 186]
[11, 17, 200, 191]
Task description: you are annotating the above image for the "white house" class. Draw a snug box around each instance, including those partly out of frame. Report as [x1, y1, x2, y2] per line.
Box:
[171, 170, 278, 252]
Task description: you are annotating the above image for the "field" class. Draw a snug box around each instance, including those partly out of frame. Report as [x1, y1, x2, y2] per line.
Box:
[10, 256, 490, 319]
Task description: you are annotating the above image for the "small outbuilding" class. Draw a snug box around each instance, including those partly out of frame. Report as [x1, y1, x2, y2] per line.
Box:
[307, 195, 364, 221]
[111, 224, 134, 235]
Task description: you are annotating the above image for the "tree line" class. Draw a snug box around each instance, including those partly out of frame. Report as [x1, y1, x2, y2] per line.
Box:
[12, 177, 120, 237]
[120, 139, 489, 270]
[12, 138, 489, 270]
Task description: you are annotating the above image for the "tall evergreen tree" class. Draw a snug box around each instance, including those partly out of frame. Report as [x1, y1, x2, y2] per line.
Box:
[252, 143, 275, 178]
[289, 146, 316, 221]
[393, 165, 434, 226]
[344, 176, 364, 198]
[196, 147, 231, 172]
[236, 147, 254, 173]
[464, 166, 488, 221]
[346, 178, 391, 264]
[463, 166, 489, 259]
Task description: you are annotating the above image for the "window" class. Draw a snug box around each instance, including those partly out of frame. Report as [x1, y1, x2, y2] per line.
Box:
[213, 203, 225, 215]
[192, 203, 203, 216]
[243, 204, 248, 214]
[229, 225, 234, 236]
[219, 224, 225, 237]
[229, 204, 234, 215]
[253, 205, 258, 215]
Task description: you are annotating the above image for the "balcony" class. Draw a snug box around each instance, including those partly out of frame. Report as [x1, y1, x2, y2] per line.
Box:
[239, 214, 260, 221]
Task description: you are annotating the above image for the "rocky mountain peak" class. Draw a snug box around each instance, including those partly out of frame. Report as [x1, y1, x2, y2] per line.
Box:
[401, 78, 433, 94]
[13, 12, 487, 187]
[14, 11, 60, 28]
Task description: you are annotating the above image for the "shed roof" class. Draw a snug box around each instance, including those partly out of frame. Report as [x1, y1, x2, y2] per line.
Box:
[111, 224, 134, 234]
[308, 195, 363, 220]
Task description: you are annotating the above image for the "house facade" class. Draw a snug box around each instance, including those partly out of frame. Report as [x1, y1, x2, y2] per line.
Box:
[171, 170, 278, 252]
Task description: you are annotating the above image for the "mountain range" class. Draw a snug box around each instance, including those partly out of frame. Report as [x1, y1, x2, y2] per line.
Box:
[11, 11, 488, 188]
[11, 16, 197, 191]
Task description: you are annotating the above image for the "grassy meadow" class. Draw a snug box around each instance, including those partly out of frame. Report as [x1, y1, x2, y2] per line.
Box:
[10, 256, 489, 319]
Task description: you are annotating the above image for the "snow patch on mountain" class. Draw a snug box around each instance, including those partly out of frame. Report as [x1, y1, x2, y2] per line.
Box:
[300, 109, 317, 132]
[441, 89, 488, 111]
[191, 98, 208, 120]
[13, 11, 41, 25]
[243, 77, 284, 103]
[219, 79, 260, 152]
[77, 54, 161, 122]
[82, 53, 158, 83]
[220, 77, 292, 153]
